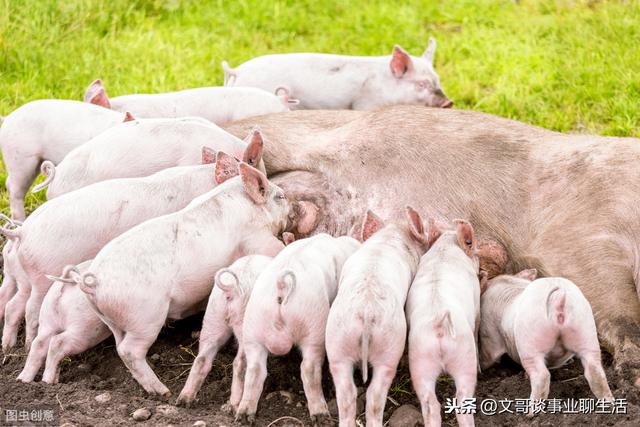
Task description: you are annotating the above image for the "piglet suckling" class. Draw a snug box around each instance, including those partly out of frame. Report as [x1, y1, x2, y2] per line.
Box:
[176, 254, 273, 408]
[73, 163, 302, 396]
[405, 219, 481, 427]
[0, 152, 241, 354]
[235, 233, 360, 425]
[325, 207, 429, 427]
[479, 270, 614, 414]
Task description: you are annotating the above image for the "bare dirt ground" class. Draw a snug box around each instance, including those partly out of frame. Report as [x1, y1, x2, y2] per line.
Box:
[1, 253, 639, 427]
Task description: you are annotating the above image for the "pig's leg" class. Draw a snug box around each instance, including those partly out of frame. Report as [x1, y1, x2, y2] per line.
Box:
[411, 357, 442, 427]
[2, 286, 30, 352]
[365, 364, 397, 427]
[589, 283, 640, 388]
[41, 325, 110, 384]
[176, 325, 233, 407]
[235, 342, 269, 425]
[561, 328, 614, 401]
[0, 272, 17, 323]
[24, 287, 48, 350]
[116, 331, 170, 396]
[448, 361, 477, 427]
[329, 360, 357, 427]
[520, 353, 550, 416]
[300, 343, 330, 424]
[16, 331, 53, 382]
[40, 331, 75, 384]
[221, 346, 247, 415]
[580, 350, 614, 401]
[5, 159, 40, 221]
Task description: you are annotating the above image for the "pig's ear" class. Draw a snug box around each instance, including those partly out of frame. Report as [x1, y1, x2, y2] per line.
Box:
[84, 79, 111, 109]
[239, 162, 269, 204]
[515, 268, 538, 282]
[282, 232, 296, 246]
[295, 201, 320, 235]
[427, 217, 443, 247]
[242, 129, 264, 168]
[479, 270, 489, 294]
[405, 206, 426, 243]
[361, 210, 384, 241]
[454, 219, 475, 257]
[202, 147, 217, 165]
[123, 112, 136, 122]
[215, 268, 242, 297]
[214, 151, 240, 184]
[423, 37, 437, 66]
[390, 45, 413, 79]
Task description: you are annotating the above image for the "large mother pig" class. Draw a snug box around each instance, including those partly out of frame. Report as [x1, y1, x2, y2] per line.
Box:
[223, 106, 640, 387]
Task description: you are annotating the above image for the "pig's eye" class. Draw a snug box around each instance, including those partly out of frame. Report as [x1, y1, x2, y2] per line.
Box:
[415, 80, 432, 91]
[275, 192, 286, 201]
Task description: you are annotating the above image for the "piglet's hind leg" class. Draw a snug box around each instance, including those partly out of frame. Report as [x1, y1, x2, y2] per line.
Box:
[117, 332, 170, 396]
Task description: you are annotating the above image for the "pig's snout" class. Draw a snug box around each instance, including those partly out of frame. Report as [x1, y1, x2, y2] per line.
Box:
[432, 89, 453, 108]
[440, 98, 454, 108]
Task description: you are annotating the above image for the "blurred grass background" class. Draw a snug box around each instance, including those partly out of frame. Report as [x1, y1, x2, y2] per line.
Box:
[0, 0, 639, 215]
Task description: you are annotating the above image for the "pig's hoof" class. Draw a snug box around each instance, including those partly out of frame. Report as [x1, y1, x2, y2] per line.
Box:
[16, 375, 32, 383]
[221, 402, 236, 415]
[175, 395, 193, 408]
[310, 412, 333, 426]
[234, 412, 255, 426]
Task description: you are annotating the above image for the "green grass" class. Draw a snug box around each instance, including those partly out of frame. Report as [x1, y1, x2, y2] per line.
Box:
[1, 0, 639, 216]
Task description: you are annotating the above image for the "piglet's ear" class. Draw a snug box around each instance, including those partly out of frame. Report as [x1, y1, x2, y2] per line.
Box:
[423, 37, 437, 66]
[84, 79, 111, 109]
[479, 270, 489, 295]
[390, 45, 413, 79]
[282, 232, 296, 246]
[405, 206, 426, 243]
[240, 162, 269, 204]
[515, 268, 538, 282]
[361, 210, 384, 241]
[243, 129, 264, 168]
[454, 219, 475, 257]
[214, 151, 239, 184]
[202, 146, 217, 165]
[427, 217, 443, 248]
[123, 112, 136, 122]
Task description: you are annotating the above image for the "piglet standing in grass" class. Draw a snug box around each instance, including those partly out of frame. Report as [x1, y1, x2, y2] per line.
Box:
[235, 233, 361, 425]
[222, 38, 452, 110]
[0, 100, 126, 220]
[73, 163, 303, 396]
[35, 117, 266, 198]
[16, 260, 111, 384]
[406, 219, 481, 427]
[0, 151, 241, 353]
[325, 208, 429, 427]
[84, 79, 296, 123]
[479, 270, 614, 413]
[176, 254, 275, 408]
